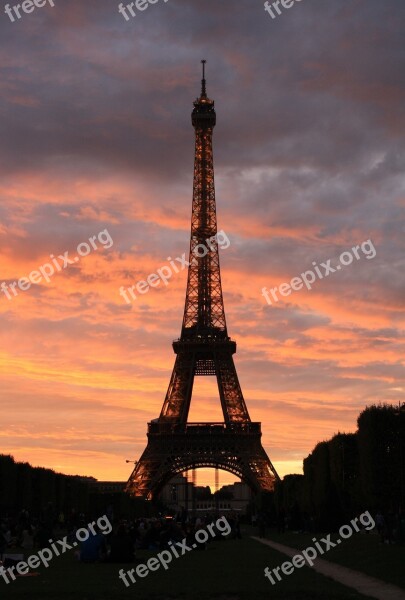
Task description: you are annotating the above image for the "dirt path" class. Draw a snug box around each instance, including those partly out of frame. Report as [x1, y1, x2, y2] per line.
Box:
[251, 536, 405, 600]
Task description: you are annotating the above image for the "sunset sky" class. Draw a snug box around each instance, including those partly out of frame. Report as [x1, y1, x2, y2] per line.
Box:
[0, 0, 404, 488]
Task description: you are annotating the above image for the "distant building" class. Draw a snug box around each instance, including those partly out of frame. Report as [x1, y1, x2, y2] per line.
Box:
[160, 473, 194, 506]
[160, 475, 252, 513]
[89, 481, 126, 494]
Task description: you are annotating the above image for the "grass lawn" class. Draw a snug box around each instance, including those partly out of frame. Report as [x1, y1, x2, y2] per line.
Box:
[1, 532, 376, 600]
[257, 527, 405, 590]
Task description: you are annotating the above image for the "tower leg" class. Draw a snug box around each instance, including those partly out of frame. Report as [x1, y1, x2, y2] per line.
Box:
[216, 355, 250, 421]
[160, 355, 195, 421]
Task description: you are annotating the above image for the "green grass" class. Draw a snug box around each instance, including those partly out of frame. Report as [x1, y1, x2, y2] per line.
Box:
[256, 527, 405, 589]
[1, 532, 376, 600]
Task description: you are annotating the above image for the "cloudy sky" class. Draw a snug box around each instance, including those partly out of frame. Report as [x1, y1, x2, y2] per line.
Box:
[0, 0, 404, 487]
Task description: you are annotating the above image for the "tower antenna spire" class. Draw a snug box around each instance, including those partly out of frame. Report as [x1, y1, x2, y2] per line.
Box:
[201, 59, 207, 97]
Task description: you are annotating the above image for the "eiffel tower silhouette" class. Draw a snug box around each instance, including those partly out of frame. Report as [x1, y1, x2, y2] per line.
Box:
[126, 61, 279, 499]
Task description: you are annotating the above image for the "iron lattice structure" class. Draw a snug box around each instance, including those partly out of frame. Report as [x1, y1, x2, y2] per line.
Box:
[126, 62, 279, 499]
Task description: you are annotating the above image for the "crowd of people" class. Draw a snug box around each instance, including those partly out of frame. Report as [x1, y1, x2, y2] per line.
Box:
[253, 507, 405, 544]
[374, 509, 405, 545]
[0, 507, 242, 566]
[3, 504, 403, 573]
[79, 513, 241, 563]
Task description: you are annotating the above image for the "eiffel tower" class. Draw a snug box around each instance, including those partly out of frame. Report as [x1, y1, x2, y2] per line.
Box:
[126, 61, 279, 500]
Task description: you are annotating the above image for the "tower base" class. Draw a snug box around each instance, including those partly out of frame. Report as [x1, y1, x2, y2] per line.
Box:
[126, 421, 279, 500]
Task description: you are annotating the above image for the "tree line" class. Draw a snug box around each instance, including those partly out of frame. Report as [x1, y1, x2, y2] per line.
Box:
[274, 404, 405, 529]
[0, 455, 154, 518]
[0, 454, 92, 515]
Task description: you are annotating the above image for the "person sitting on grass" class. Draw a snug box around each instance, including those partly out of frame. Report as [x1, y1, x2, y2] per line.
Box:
[108, 524, 135, 563]
[79, 526, 108, 563]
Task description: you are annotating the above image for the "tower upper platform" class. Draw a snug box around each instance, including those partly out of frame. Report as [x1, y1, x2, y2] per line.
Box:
[192, 60, 216, 129]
